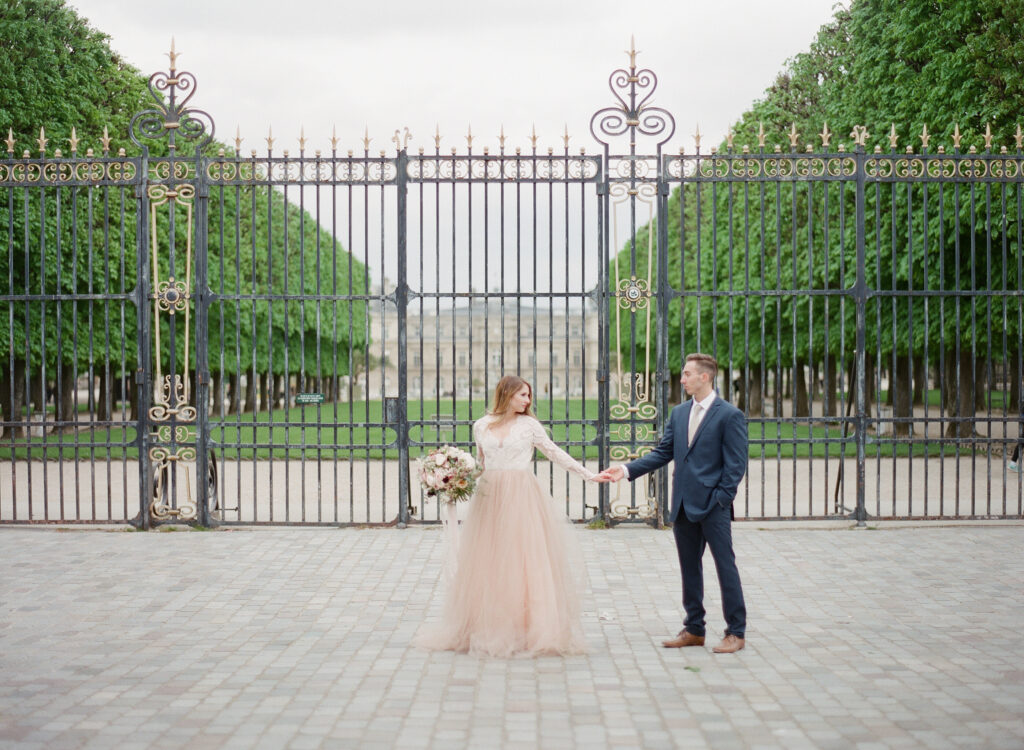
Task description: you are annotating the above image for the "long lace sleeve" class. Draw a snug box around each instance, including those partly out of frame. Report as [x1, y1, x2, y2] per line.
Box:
[529, 419, 595, 481]
[473, 417, 486, 471]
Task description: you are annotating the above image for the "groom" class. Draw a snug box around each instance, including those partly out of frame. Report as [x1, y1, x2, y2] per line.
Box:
[597, 353, 748, 653]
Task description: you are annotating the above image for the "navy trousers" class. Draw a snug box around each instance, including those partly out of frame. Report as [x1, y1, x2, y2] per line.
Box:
[672, 502, 746, 638]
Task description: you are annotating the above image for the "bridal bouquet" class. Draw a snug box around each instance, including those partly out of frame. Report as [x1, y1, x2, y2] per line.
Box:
[417, 445, 481, 504]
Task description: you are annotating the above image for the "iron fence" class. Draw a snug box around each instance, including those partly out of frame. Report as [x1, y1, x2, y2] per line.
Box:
[1, 45, 1022, 526]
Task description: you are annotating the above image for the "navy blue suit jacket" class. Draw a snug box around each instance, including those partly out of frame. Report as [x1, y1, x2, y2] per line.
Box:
[625, 396, 748, 523]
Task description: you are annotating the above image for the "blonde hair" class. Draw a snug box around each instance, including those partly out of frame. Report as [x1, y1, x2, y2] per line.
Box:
[489, 375, 534, 418]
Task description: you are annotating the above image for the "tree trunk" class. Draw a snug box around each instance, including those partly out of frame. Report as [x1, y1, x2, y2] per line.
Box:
[1010, 354, 1021, 413]
[794, 361, 809, 417]
[811, 362, 820, 410]
[741, 363, 763, 416]
[863, 352, 875, 416]
[273, 374, 285, 409]
[0, 359, 27, 438]
[260, 371, 270, 412]
[943, 349, 975, 438]
[670, 374, 681, 406]
[913, 354, 927, 406]
[97, 371, 109, 421]
[772, 366, 783, 417]
[29, 372, 46, 414]
[822, 354, 838, 417]
[227, 372, 241, 415]
[892, 355, 913, 436]
[128, 374, 139, 422]
[975, 356, 987, 410]
[57, 363, 76, 431]
[244, 367, 257, 413]
[210, 371, 222, 415]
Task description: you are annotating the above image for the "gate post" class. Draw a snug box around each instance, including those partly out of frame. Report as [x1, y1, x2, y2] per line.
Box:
[596, 160, 610, 522]
[395, 148, 412, 526]
[194, 150, 211, 528]
[135, 148, 152, 530]
[853, 144, 868, 527]
[654, 171, 671, 528]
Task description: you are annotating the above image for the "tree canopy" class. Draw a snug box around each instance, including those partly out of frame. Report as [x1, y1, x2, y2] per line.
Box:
[0, 0, 370, 426]
[612, 0, 1024, 419]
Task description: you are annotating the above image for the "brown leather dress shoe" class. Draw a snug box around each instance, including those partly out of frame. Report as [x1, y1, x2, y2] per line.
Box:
[661, 629, 705, 648]
[712, 634, 745, 653]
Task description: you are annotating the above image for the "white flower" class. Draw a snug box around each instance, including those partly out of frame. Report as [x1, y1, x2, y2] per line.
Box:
[434, 452, 447, 466]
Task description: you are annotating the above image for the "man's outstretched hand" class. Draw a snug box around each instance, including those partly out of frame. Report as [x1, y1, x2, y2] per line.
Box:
[594, 466, 625, 483]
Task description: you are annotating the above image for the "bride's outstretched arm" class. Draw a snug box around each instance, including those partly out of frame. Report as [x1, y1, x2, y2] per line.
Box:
[529, 419, 596, 481]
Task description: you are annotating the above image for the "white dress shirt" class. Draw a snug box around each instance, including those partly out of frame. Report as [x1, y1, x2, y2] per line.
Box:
[621, 391, 716, 480]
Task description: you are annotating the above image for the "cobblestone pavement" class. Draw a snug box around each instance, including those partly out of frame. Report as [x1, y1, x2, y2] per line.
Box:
[1, 523, 1022, 750]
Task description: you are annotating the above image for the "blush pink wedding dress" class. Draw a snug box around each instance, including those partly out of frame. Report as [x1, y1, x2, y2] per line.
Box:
[415, 414, 595, 657]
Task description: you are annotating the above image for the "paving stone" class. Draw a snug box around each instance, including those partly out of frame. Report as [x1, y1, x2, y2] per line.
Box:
[0, 524, 1022, 749]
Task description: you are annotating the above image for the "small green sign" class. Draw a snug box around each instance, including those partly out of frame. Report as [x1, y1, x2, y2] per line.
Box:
[295, 393, 324, 404]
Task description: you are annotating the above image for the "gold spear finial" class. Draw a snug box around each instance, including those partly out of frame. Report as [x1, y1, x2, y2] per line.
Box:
[362, 126, 371, 151]
[562, 124, 570, 150]
[330, 125, 339, 151]
[266, 125, 274, 151]
[391, 127, 411, 151]
[234, 125, 242, 152]
[820, 122, 832, 147]
[788, 122, 799, 149]
[920, 123, 930, 149]
[529, 124, 538, 150]
[298, 125, 307, 152]
[627, 35, 639, 69]
[694, 122, 702, 151]
[1015, 124, 1023, 151]
[952, 122, 962, 149]
[465, 124, 473, 149]
[726, 129, 735, 150]
[984, 122, 992, 150]
[888, 123, 898, 149]
[68, 126, 79, 153]
[37, 126, 47, 154]
[433, 124, 441, 150]
[5, 128, 13, 154]
[167, 37, 180, 73]
[100, 125, 111, 153]
[498, 124, 506, 150]
[757, 121, 765, 148]
[849, 125, 869, 147]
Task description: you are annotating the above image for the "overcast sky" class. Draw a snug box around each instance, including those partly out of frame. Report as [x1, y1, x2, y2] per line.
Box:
[68, 0, 844, 156]
[62, 0, 845, 297]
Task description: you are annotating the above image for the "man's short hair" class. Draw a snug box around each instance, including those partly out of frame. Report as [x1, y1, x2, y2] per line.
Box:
[685, 352, 718, 379]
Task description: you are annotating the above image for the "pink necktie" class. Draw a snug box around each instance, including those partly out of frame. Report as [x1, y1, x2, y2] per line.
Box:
[688, 403, 702, 446]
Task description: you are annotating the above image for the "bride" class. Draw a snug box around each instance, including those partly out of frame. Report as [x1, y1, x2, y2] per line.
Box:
[415, 375, 598, 657]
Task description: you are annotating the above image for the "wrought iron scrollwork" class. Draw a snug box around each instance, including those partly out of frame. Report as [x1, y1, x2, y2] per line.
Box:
[129, 39, 215, 153]
[148, 375, 197, 424]
[590, 38, 675, 148]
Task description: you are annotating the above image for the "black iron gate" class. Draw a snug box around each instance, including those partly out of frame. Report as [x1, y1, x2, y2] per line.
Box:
[2, 45, 1023, 525]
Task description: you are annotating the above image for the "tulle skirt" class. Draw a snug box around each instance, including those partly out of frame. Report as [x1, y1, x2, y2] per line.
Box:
[414, 469, 587, 657]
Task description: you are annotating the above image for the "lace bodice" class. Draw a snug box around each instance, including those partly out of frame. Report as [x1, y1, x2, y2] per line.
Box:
[473, 415, 595, 480]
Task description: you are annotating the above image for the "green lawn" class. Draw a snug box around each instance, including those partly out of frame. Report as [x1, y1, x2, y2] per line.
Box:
[0, 397, 989, 460]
